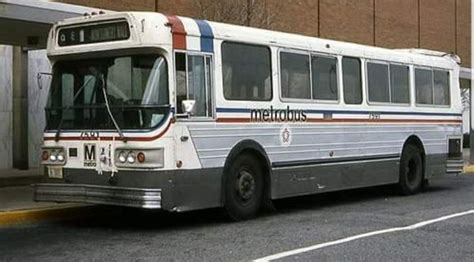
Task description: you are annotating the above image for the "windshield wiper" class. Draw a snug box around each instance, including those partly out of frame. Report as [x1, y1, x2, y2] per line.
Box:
[99, 74, 127, 143]
[54, 76, 94, 141]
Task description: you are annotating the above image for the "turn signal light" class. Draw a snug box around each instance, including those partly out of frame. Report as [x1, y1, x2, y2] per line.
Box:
[137, 152, 145, 163]
[41, 151, 49, 161]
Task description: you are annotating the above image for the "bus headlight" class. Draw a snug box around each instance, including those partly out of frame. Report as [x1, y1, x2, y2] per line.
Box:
[127, 152, 135, 164]
[57, 153, 65, 162]
[118, 151, 127, 163]
[49, 153, 57, 162]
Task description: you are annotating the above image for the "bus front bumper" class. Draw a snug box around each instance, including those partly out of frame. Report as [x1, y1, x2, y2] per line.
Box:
[33, 183, 162, 209]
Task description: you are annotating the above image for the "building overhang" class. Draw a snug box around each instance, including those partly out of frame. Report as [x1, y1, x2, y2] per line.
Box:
[0, 0, 105, 48]
[460, 67, 472, 81]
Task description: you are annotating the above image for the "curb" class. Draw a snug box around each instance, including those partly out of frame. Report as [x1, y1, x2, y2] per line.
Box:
[0, 205, 91, 227]
[464, 165, 474, 173]
[0, 175, 44, 188]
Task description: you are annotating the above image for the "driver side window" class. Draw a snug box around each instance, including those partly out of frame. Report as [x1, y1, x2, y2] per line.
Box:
[175, 52, 213, 117]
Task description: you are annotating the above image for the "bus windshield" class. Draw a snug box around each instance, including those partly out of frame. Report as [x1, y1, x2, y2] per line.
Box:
[46, 55, 170, 131]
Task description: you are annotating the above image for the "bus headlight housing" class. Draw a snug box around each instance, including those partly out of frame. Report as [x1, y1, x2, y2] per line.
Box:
[115, 148, 163, 169]
[41, 147, 67, 165]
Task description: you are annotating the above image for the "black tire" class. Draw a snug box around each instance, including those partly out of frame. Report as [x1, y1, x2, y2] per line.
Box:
[224, 154, 264, 221]
[398, 144, 424, 195]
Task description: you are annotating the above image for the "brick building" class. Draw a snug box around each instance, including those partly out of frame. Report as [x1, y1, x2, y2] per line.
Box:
[57, 0, 471, 68]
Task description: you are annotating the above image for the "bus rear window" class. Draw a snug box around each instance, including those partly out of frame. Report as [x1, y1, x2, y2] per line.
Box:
[415, 68, 450, 106]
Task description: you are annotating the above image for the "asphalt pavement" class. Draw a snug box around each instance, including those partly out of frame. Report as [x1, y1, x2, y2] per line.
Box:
[1, 174, 473, 261]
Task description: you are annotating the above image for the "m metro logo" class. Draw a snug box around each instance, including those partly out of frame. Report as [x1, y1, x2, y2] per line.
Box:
[84, 143, 97, 167]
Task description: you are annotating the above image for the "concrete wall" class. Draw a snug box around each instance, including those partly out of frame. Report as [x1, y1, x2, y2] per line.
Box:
[0, 47, 51, 169]
[28, 50, 51, 168]
[0, 46, 13, 169]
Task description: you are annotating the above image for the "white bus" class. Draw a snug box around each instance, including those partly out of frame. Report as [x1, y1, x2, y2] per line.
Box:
[34, 12, 463, 220]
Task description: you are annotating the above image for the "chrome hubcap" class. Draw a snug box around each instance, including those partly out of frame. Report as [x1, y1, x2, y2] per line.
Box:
[236, 170, 255, 202]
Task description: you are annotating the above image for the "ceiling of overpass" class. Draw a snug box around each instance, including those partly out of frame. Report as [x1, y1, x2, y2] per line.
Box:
[0, 0, 102, 48]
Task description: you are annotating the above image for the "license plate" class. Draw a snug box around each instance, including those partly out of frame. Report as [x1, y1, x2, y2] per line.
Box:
[48, 166, 63, 179]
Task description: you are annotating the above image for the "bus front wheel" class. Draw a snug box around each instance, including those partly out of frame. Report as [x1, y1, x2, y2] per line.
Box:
[398, 144, 424, 195]
[224, 153, 263, 221]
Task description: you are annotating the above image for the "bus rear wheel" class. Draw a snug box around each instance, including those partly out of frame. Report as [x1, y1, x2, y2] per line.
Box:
[224, 154, 263, 221]
[398, 144, 424, 195]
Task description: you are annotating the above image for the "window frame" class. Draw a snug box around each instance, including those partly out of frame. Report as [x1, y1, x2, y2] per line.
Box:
[174, 50, 215, 120]
[221, 41, 273, 102]
[278, 48, 340, 104]
[365, 60, 411, 107]
[414, 66, 451, 108]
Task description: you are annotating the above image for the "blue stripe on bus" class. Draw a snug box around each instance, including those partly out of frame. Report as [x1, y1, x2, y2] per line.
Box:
[215, 107, 462, 117]
[195, 19, 214, 52]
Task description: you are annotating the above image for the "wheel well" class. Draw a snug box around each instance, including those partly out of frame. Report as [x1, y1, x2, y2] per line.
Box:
[222, 140, 271, 205]
[402, 135, 426, 175]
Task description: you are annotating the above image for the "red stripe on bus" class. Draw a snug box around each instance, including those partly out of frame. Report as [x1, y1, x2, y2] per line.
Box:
[44, 120, 173, 142]
[166, 15, 187, 50]
[216, 118, 462, 124]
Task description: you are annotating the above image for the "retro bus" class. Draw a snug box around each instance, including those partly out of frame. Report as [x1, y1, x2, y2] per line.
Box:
[34, 11, 463, 220]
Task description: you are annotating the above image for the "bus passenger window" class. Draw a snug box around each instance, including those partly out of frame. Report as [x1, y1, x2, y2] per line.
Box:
[390, 64, 410, 104]
[176, 53, 187, 114]
[222, 42, 272, 101]
[280, 52, 310, 99]
[188, 55, 207, 116]
[342, 57, 362, 104]
[415, 68, 433, 105]
[175, 53, 213, 117]
[367, 62, 389, 103]
[311, 56, 338, 100]
[433, 70, 450, 105]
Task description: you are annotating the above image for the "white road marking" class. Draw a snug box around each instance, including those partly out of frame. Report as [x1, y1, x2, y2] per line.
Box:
[254, 209, 474, 262]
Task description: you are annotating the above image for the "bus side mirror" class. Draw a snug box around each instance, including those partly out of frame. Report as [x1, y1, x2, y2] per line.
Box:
[182, 100, 196, 116]
[37, 72, 53, 90]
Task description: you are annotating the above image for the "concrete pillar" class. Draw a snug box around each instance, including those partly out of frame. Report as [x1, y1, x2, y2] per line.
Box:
[470, 80, 474, 164]
[12, 47, 28, 170]
[28, 50, 51, 168]
[0, 46, 13, 170]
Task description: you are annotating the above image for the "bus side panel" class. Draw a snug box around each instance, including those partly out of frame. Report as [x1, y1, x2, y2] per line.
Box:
[188, 121, 461, 200]
[271, 158, 399, 199]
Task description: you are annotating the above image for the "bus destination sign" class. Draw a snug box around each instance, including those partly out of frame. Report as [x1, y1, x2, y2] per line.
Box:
[58, 21, 130, 46]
